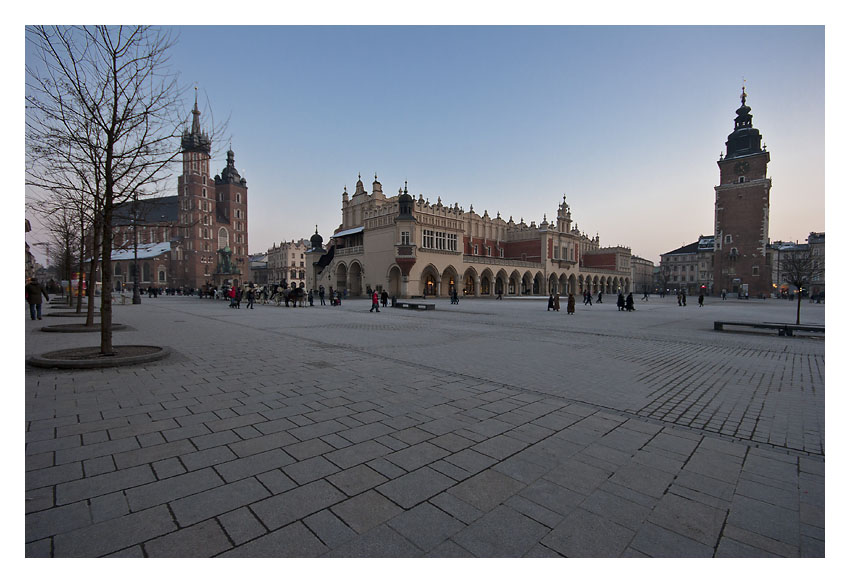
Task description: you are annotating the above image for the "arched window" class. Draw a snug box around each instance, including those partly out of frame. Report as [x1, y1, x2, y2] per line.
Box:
[143, 263, 152, 282]
[158, 269, 166, 282]
[218, 227, 229, 250]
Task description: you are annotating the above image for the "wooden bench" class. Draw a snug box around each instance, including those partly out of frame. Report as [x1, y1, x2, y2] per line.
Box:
[394, 301, 436, 311]
[714, 321, 825, 336]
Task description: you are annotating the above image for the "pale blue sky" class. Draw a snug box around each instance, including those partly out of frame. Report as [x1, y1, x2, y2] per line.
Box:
[164, 24, 824, 261]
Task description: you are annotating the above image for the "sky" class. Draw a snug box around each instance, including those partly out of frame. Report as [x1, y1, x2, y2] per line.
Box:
[20, 15, 826, 266]
[159, 24, 824, 263]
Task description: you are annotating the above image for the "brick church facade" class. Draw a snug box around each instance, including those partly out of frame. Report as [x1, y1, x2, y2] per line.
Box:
[111, 94, 249, 290]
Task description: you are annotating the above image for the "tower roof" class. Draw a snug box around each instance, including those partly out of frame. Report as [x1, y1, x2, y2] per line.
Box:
[724, 85, 764, 159]
[215, 148, 246, 186]
[181, 89, 211, 154]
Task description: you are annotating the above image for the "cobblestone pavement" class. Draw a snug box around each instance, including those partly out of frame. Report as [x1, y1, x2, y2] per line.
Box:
[24, 294, 825, 557]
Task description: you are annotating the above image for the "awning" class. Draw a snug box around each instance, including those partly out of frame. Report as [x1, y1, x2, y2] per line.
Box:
[330, 226, 364, 238]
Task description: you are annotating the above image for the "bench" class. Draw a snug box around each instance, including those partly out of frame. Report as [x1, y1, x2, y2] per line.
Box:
[714, 321, 825, 336]
[394, 301, 436, 311]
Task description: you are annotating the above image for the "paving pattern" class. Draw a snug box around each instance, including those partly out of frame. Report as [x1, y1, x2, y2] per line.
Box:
[25, 294, 825, 557]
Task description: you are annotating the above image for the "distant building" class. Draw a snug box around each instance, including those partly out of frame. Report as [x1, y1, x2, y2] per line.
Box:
[660, 235, 714, 295]
[265, 239, 310, 288]
[769, 232, 825, 298]
[307, 175, 634, 298]
[712, 86, 772, 297]
[630, 255, 655, 295]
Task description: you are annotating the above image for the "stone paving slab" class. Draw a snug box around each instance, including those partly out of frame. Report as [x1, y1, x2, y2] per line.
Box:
[24, 295, 826, 557]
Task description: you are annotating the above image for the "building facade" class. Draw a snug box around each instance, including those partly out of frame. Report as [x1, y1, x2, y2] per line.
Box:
[111, 94, 249, 290]
[769, 232, 825, 298]
[308, 174, 634, 299]
[659, 235, 714, 296]
[712, 87, 772, 297]
[630, 256, 655, 295]
[265, 239, 310, 288]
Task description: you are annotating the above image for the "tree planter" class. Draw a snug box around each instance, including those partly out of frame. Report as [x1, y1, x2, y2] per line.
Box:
[26, 345, 169, 369]
[39, 323, 127, 333]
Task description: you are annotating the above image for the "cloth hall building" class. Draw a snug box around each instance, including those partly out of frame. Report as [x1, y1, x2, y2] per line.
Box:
[307, 175, 633, 299]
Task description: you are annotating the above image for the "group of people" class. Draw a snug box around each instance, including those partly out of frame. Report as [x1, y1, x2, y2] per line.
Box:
[547, 293, 576, 314]
[616, 292, 636, 312]
[369, 289, 390, 312]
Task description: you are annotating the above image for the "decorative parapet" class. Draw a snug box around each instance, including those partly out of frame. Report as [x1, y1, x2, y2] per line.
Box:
[336, 245, 364, 257]
[462, 255, 542, 269]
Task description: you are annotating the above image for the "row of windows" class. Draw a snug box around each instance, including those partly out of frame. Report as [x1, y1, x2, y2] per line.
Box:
[553, 246, 576, 261]
[470, 243, 505, 258]
[422, 230, 458, 252]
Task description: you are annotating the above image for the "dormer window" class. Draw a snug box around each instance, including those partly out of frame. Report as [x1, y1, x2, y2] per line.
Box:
[738, 176, 746, 184]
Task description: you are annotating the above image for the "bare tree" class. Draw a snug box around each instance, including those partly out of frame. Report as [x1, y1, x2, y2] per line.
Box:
[779, 246, 824, 325]
[26, 26, 185, 354]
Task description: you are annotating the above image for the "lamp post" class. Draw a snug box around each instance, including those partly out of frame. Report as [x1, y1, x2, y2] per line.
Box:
[132, 192, 142, 304]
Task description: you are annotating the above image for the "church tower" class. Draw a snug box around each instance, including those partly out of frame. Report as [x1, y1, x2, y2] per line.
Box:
[177, 90, 213, 288]
[712, 86, 772, 297]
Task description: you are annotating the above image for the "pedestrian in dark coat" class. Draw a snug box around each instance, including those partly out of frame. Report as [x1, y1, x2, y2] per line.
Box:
[626, 293, 634, 311]
[597, 291, 603, 303]
[547, 294, 554, 311]
[381, 290, 389, 307]
[319, 285, 326, 305]
[567, 293, 575, 315]
[25, 278, 49, 320]
[617, 293, 625, 311]
[698, 293, 704, 307]
[554, 293, 561, 311]
[246, 288, 255, 309]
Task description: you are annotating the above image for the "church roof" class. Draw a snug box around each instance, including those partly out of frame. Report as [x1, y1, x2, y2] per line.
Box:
[112, 196, 179, 226]
[111, 242, 172, 261]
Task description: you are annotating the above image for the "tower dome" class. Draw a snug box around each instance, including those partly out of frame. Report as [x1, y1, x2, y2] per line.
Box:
[310, 226, 323, 251]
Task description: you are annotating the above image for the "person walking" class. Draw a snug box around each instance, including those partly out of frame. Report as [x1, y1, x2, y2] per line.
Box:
[584, 291, 592, 306]
[626, 292, 635, 312]
[642, 290, 649, 301]
[25, 277, 49, 320]
[567, 292, 575, 315]
[319, 285, 326, 306]
[681, 293, 687, 307]
[553, 293, 561, 312]
[235, 287, 243, 309]
[698, 293, 704, 307]
[246, 287, 255, 309]
[547, 294, 554, 311]
[308, 289, 314, 306]
[597, 291, 603, 303]
[381, 290, 389, 307]
[370, 290, 380, 312]
[617, 292, 625, 311]
[677, 292, 682, 306]
[228, 286, 236, 308]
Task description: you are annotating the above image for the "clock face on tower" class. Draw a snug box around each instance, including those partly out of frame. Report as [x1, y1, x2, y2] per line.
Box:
[734, 160, 750, 175]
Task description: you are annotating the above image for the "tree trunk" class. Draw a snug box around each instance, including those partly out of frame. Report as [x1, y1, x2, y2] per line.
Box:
[76, 220, 85, 313]
[86, 214, 101, 327]
[796, 289, 802, 325]
[101, 202, 114, 355]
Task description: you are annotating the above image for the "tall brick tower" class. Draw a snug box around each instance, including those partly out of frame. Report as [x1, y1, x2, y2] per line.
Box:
[213, 147, 249, 284]
[177, 90, 213, 288]
[712, 86, 772, 297]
